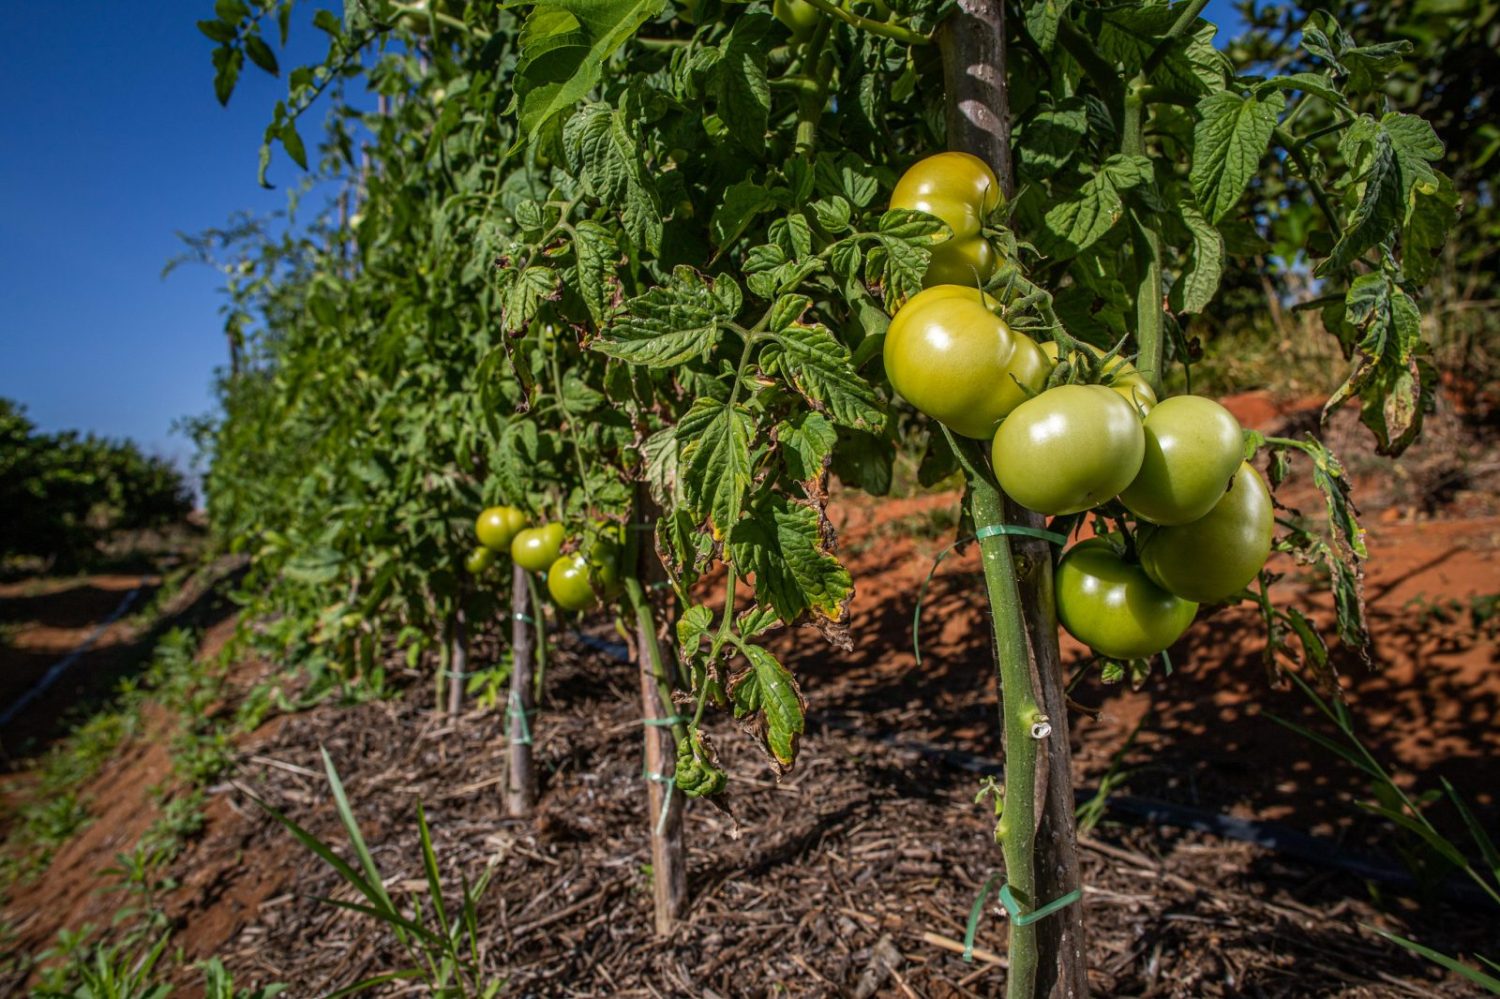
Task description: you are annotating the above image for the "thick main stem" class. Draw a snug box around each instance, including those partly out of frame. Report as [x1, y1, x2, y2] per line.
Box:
[1123, 84, 1165, 394]
[968, 469, 1042, 999]
[505, 563, 536, 816]
[941, 5, 1089, 995]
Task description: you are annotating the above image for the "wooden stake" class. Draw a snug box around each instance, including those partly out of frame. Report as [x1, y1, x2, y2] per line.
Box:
[506, 562, 536, 817]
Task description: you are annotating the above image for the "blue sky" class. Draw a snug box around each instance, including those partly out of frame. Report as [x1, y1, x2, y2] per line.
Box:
[0, 1, 1247, 478]
[0, 2, 337, 474]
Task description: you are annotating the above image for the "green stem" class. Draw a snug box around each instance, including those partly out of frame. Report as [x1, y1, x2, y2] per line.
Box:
[390, 2, 489, 39]
[523, 572, 549, 705]
[798, 0, 932, 45]
[1122, 81, 1165, 394]
[794, 20, 834, 156]
[548, 329, 596, 513]
[1273, 126, 1344, 238]
[946, 432, 1042, 999]
[1142, 0, 1210, 76]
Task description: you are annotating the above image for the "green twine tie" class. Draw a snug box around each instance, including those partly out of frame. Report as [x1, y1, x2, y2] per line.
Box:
[963, 873, 1083, 961]
[912, 523, 1068, 667]
[507, 689, 533, 746]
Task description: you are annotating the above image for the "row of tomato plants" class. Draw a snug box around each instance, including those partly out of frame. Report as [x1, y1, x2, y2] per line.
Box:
[194, 0, 1453, 991]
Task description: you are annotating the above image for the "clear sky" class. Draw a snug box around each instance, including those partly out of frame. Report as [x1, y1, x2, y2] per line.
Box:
[0, 1, 1247, 478]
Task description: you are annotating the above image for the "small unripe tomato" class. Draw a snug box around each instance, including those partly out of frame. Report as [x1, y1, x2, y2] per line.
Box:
[511, 523, 564, 573]
[464, 545, 495, 576]
[547, 553, 599, 611]
[1039, 342, 1158, 415]
[1120, 395, 1245, 526]
[884, 285, 1016, 439]
[1138, 463, 1274, 603]
[891, 152, 1003, 242]
[589, 538, 623, 599]
[922, 235, 998, 289]
[476, 505, 528, 552]
[1055, 537, 1198, 660]
[773, 0, 820, 39]
[992, 384, 1145, 515]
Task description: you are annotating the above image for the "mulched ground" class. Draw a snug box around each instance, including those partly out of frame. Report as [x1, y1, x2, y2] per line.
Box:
[124, 619, 1484, 999]
[3, 395, 1496, 997]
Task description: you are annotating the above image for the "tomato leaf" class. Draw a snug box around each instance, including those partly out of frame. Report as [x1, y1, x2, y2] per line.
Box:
[1190, 88, 1284, 224]
[677, 398, 753, 533]
[713, 14, 771, 153]
[510, 0, 665, 149]
[729, 644, 805, 770]
[776, 411, 837, 483]
[1168, 202, 1224, 314]
[594, 267, 733, 365]
[762, 323, 883, 430]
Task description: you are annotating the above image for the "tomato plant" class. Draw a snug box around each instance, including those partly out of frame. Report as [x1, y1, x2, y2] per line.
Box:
[194, 0, 1456, 987]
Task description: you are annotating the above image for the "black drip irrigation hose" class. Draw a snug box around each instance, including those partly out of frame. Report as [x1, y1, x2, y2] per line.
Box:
[0, 584, 144, 731]
[563, 626, 1497, 912]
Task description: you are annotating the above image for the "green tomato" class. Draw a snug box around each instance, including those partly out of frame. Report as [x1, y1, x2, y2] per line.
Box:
[1039, 341, 1158, 415]
[1138, 463, 1274, 603]
[884, 285, 1017, 439]
[922, 235, 997, 289]
[992, 384, 1145, 515]
[547, 553, 599, 611]
[589, 538, 623, 599]
[464, 545, 495, 576]
[511, 523, 564, 573]
[890, 152, 1003, 242]
[773, 0, 820, 39]
[476, 505, 528, 552]
[992, 332, 1053, 419]
[1120, 395, 1245, 525]
[1055, 538, 1198, 660]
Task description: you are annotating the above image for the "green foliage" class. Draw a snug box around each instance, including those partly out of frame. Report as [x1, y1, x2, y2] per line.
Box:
[0, 399, 192, 567]
[192, 0, 1452, 798]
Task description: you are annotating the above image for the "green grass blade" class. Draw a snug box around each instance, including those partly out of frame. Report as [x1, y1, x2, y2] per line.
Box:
[1442, 777, 1500, 890]
[323, 968, 425, 999]
[318, 896, 442, 946]
[1354, 801, 1470, 870]
[248, 791, 389, 915]
[1369, 927, 1500, 994]
[319, 748, 394, 911]
[1265, 711, 1382, 778]
[416, 801, 451, 941]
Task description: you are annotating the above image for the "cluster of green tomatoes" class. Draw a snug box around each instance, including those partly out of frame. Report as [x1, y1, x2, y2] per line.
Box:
[888, 154, 1275, 663]
[466, 506, 622, 612]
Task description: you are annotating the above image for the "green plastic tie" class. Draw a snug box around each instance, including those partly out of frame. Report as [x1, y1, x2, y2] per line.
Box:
[913, 523, 1068, 667]
[963, 875, 1083, 962]
[507, 689, 533, 746]
[641, 766, 677, 835]
[973, 523, 1069, 546]
[513, 612, 535, 624]
[642, 714, 689, 728]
